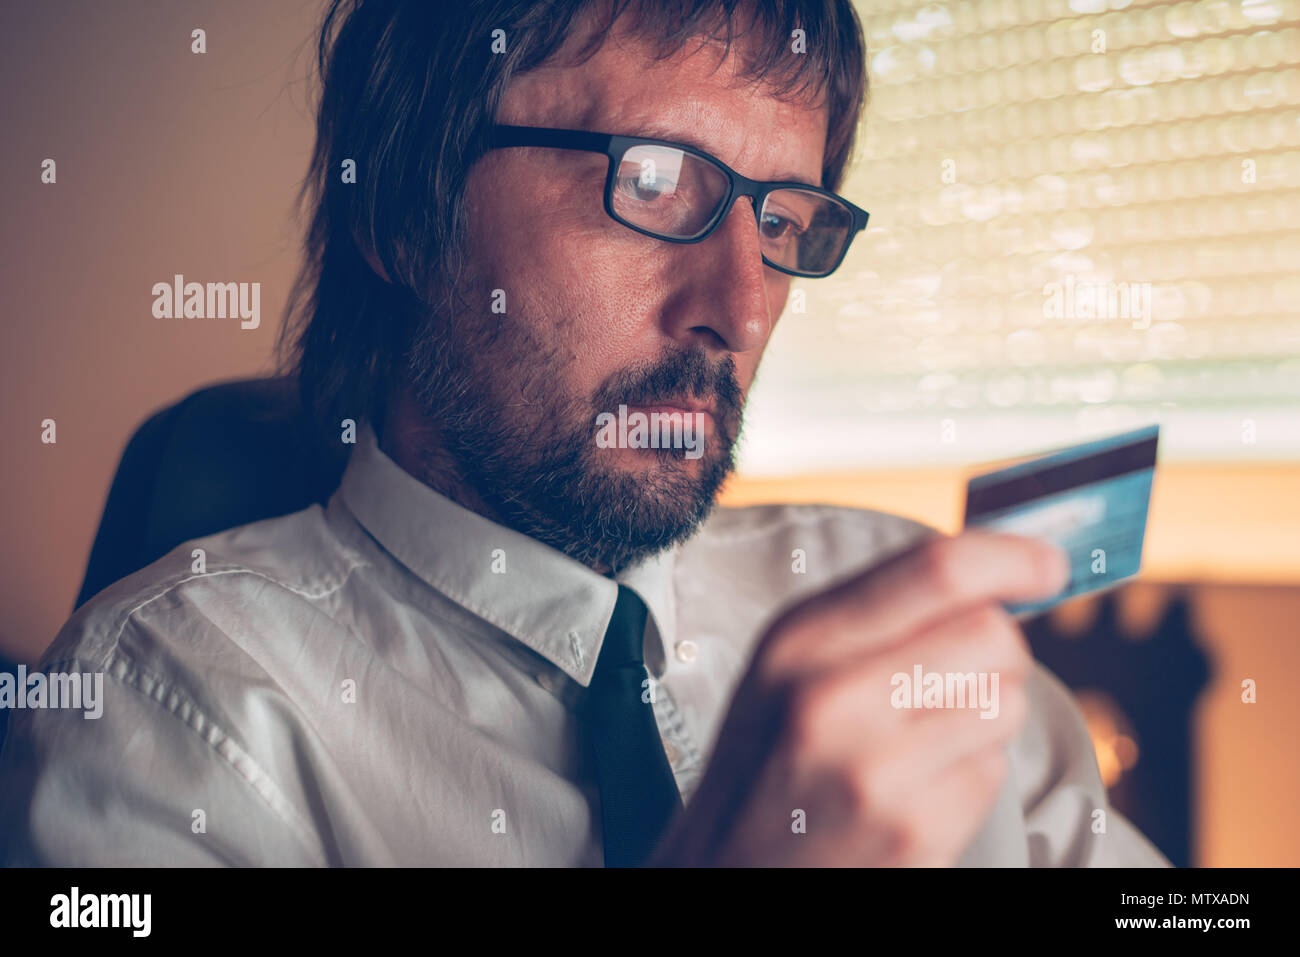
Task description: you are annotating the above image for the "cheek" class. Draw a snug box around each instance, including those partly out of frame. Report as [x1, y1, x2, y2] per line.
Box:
[464, 221, 659, 404]
[735, 352, 765, 396]
[767, 273, 794, 319]
[507, 213, 666, 366]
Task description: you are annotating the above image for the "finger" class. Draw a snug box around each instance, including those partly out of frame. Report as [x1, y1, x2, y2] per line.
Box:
[772, 612, 1031, 772]
[766, 530, 1067, 675]
[787, 584, 1036, 688]
[781, 657, 1027, 788]
[873, 600, 1035, 692]
[866, 681, 1029, 791]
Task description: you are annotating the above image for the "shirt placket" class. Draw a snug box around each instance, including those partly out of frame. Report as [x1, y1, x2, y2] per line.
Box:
[649, 679, 704, 804]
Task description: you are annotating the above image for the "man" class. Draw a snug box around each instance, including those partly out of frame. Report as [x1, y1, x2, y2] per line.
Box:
[0, 0, 1168, 866]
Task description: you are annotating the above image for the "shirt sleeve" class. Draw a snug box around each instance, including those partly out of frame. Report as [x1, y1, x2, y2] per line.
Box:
[0, 650, 326, 867]
[1015, 663, 1172, 867]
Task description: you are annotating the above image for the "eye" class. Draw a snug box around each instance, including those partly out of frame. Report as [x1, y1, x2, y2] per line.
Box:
[759, 210, 804, 243]
[616, 172, 677, 203]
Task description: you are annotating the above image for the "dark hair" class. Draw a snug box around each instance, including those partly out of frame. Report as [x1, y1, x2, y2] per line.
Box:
[275, 0, 869, 446]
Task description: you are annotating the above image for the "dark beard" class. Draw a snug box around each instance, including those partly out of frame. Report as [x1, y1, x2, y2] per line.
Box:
[403, 291, 746, 575]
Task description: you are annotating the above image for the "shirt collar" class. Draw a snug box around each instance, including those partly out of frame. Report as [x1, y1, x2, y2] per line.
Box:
[329, 420, 677, 686]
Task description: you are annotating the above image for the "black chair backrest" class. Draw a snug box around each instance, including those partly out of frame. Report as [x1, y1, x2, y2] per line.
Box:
[75, 377, 350, 609]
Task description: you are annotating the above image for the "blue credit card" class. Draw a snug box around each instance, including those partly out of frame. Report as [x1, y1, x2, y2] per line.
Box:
[962, 425, 1159, 618]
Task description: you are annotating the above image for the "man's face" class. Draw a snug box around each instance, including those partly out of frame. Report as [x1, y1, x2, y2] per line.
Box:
[406, 19, 829, 572]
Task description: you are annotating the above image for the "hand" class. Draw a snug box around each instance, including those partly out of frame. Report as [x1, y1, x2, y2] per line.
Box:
[648, 529, 1070, 866]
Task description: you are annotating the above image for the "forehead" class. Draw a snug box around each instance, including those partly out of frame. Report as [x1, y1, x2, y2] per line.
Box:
[496, 15, 829, 186]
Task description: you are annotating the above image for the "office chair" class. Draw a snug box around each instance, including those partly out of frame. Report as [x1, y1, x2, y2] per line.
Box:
[74, 376, 350, 610]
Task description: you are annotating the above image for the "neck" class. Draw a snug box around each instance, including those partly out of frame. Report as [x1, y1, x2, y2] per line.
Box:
[377, 382, 615, 576]
[377, 382, 498, 522]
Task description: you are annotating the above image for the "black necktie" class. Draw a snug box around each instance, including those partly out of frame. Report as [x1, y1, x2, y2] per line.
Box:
[585, 584, 683, 867]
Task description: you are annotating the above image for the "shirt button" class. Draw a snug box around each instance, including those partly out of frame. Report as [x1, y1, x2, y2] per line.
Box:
[535, 671, 557, 693]
[674, 639, 698, 663]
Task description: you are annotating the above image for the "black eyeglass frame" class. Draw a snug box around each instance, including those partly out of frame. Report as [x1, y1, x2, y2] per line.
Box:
[486, 124, 870, 279]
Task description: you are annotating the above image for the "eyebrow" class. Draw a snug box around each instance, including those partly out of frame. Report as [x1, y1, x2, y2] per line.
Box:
[633, 124, 821, 188]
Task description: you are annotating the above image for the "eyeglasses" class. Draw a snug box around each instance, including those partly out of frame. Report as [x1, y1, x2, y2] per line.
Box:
[485, 125, 870, 279]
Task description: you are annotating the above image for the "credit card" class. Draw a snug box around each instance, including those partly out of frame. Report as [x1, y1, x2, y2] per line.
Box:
[962, 424, 1159, 619]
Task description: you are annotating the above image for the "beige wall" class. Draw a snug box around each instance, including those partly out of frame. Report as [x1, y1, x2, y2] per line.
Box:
[0, 0, 323, 662]
[1191, 585, 1300, 867]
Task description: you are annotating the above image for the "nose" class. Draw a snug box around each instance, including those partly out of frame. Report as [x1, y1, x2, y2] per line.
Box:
[661, 197, 773, 354]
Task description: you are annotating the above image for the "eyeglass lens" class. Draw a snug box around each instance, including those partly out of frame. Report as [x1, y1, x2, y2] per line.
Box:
[612, 144, 854, 276]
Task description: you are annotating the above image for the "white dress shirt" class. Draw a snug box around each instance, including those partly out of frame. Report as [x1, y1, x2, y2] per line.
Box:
[0, 420, 1169, 866]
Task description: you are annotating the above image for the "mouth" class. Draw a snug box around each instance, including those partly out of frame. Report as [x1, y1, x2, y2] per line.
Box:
[626, 396, 716, 418]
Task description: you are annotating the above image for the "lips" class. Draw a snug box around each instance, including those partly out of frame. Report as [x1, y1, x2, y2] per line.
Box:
[628, 396, 716, 417]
